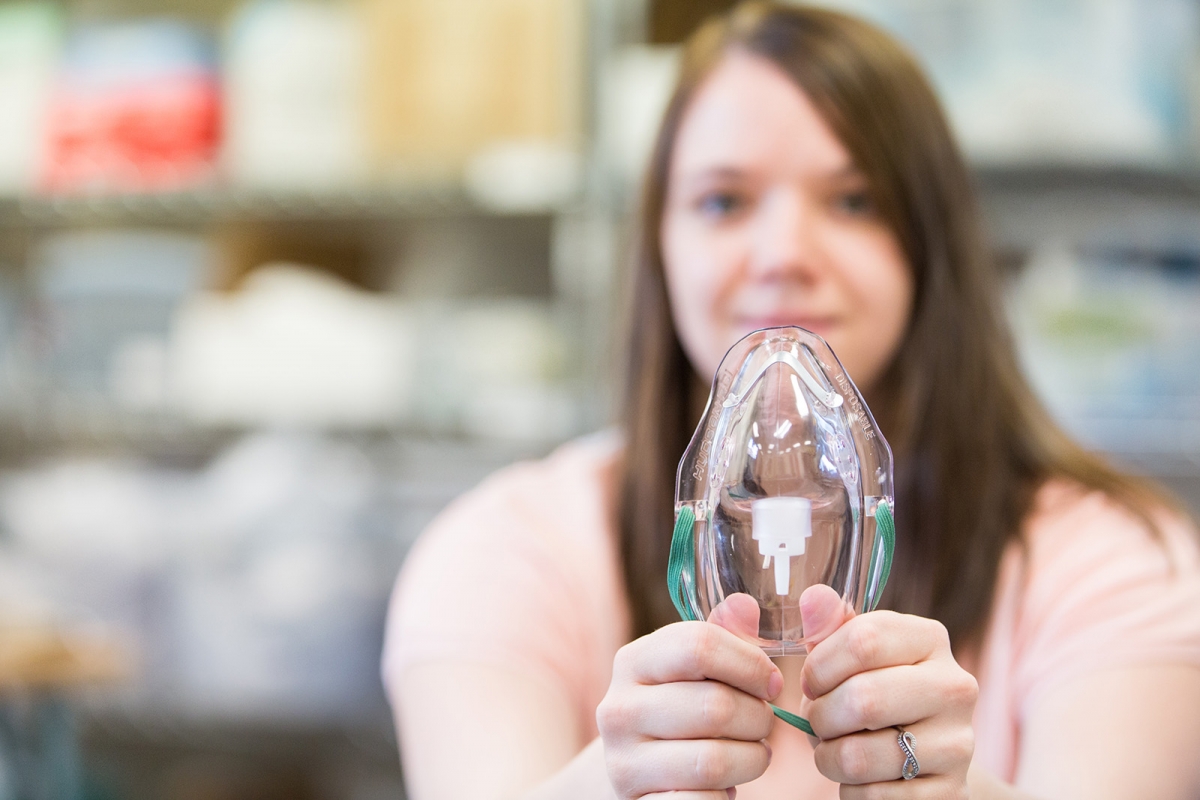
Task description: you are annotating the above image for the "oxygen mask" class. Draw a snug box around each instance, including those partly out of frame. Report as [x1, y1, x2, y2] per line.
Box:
[666, 327, 896, 733]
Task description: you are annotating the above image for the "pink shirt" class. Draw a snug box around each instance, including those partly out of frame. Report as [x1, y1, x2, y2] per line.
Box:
[383, 432, 1200, 783]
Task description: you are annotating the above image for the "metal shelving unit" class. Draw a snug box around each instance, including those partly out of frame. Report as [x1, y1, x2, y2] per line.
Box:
[972, 164, 1200, 514]
[977, 163, 1200, 254]
[0, 185, 512, 228]
[0, 2, 636, 797]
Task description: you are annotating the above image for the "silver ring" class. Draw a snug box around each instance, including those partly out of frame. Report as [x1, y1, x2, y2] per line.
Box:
[895, 726, 919, 780]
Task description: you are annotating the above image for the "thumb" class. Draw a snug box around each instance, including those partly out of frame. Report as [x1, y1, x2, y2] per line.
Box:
[706, 592, 762, 641]
[799, 584, 854, 652]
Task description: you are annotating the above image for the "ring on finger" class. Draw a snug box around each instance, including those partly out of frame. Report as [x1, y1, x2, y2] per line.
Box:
[894, 725, 919, 780]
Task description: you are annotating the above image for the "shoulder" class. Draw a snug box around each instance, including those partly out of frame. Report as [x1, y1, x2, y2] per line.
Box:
[1020, 478, 1199, 580]
[384, 430, 626, 683]
[392, 429, 626, 609]
[1002, 478, 1200, 677]
[479, 428, 623, 509]
[383, 430, 630, 733]
[974, 479, 1200, 777]
[419, 428, 624, 552]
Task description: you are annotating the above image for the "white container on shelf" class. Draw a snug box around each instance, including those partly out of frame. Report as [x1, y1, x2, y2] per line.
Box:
[223, 0, 368, 190]
[169, 263, 415, 428]
[0, 432, 401, 723]
[817, 0, 1196, 164]
[413, 298, 577, 442]
[601, 45, 679, 187]
[464, 140, 581, 212]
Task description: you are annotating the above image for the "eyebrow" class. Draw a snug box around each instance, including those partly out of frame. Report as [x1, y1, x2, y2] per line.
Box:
[675, 162, 866, 189]
[678, 165, 754, 182]
[826, 164, 867, 181]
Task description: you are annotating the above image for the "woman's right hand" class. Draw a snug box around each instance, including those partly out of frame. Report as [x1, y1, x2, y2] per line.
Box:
[595, 594, 782, 799]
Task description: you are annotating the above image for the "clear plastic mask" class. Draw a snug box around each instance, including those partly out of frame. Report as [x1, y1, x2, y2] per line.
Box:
[672, 327, 894, 656]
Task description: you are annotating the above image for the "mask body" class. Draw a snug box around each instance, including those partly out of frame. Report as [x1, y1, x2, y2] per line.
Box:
[674, 327, 894, 656]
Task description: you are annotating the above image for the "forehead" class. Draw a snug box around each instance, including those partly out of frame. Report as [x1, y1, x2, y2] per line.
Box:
[671, 50, 852, 176]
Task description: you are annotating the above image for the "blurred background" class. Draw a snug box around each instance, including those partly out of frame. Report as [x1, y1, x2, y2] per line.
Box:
[0, 0, 1198, 797]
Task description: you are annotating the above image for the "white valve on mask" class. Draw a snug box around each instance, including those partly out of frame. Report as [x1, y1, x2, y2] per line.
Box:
[751, 497, 813, 596]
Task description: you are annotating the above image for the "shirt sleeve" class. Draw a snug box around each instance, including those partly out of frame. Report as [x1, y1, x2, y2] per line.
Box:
[1012, 489, 1200, 717]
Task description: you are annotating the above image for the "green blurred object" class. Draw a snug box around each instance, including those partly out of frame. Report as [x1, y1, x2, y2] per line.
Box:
[1041, 305, 1153, 344]
[0, 697, 82, 800]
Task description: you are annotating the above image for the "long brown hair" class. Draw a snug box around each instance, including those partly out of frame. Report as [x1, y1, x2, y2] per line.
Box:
[618, 1, 1169, 647]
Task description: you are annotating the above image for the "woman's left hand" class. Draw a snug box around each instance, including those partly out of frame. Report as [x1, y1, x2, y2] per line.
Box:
[799, 585, 979, 798]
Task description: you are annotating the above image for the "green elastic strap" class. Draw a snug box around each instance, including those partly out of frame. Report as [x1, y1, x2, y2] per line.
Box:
[667, 506, 699, 622]
[868, 500, 896, 613]
[667, 500, 895, 738]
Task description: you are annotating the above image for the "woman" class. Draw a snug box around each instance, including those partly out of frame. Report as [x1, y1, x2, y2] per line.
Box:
[384, 4, 1200, 799]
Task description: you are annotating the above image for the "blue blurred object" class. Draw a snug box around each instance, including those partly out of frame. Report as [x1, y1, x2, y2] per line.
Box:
[29, 230, 208, 403]
[0, 697, 82, 800]
[58, 18, 214, 88]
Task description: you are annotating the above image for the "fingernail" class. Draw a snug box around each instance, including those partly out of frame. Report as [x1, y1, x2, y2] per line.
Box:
[799, 589, 816, 617]
[726, 789, 737, 800]
[800, 674, 813, 700]
[762, 740, 772, 763]
[767, 670, 783, 699]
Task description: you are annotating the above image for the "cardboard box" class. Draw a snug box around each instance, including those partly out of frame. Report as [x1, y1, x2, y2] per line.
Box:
[362, 0, 584, 181]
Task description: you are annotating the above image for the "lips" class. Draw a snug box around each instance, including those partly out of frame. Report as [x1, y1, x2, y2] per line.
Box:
[733, 315, 837, 337]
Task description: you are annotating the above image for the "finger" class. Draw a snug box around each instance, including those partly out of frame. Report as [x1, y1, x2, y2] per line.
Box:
[807, 663, 977, 741]
[629, 680, 776, 741]
[705, 596, 784, 700]
[813, 722, 974, 785]
[707, 593, 761, 641]
[619, 739, 770, 796]
[802, 612, 950, 700]
[839, 775, 962, 799]
[642, 792, 735, 800]
[615, 622, 782, 702]
[799, 584, 855, 651]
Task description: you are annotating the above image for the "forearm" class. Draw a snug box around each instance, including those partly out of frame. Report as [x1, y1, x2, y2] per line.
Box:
[520, 738, 616, 800]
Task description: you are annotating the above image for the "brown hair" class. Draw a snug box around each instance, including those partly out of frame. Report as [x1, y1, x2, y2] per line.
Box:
[618, 1, 1170, 647]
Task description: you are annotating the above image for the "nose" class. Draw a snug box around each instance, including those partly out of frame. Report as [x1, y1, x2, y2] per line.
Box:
[746, 188, 821, 285]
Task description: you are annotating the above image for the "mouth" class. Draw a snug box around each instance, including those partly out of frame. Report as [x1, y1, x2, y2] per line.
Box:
[733, 315, 837, 338]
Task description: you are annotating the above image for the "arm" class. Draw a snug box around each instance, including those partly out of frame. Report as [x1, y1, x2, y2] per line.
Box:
[979, 494, 1200, 798]
[799, 589, 1200, 799]
[394, 661, 615, 800]
[395, 595, 781, 800]
[1011, 664, 1200, 799]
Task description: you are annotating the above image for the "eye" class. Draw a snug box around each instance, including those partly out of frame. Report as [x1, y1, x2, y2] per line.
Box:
[696, 191, 748, 220]
[834, 189, 874, 217]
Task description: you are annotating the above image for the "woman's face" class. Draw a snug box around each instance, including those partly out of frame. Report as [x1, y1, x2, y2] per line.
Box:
[661, 51, 914, 393]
